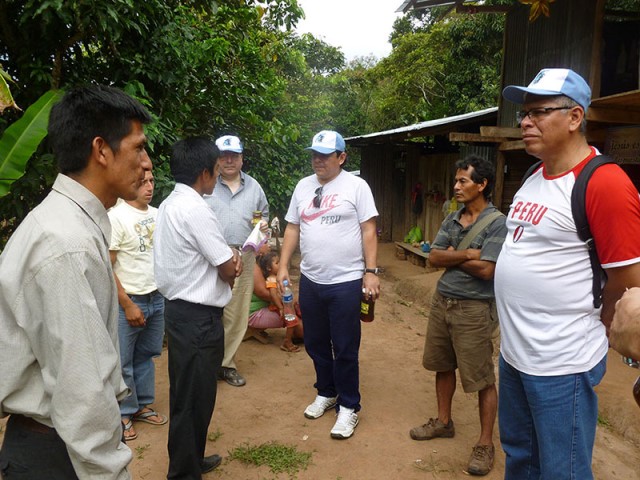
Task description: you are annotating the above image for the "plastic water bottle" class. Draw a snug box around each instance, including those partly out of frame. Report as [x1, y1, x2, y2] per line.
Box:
[282, 280, 296, 324]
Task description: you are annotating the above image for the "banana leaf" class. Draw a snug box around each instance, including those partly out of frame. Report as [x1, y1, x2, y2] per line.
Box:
[0, 70, 20, 113]
[0, 90, 62, 198]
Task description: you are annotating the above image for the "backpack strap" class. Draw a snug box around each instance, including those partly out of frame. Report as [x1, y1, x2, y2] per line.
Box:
[457, 210, 504, 251]
[571, 155, 615, 308]
[521, 160, 543, 186]
[519, 155, 615, 308]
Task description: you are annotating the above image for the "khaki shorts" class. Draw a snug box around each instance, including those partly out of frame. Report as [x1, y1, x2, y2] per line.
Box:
[422, 291, 496, 393]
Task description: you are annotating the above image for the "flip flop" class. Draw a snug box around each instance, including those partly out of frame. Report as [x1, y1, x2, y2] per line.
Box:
[133, 408, 168, 425]
[122, 418, 138, 441]
[280, 343, 300, 353]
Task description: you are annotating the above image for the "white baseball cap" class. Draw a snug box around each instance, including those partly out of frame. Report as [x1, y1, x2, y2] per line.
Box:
[502, 68, 591, 112]
[305, 130, 346, 155]
[215, 135, 243, 153]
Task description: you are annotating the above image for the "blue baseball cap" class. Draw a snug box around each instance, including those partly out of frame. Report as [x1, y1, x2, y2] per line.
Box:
[502, 68, 591, 112]
[306, 130, 346, 155]
[215, 135, 243, 153]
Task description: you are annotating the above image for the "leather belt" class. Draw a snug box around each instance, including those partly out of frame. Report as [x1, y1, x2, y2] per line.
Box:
[129, 290, 160, 301]
[10, 414, 54, 435]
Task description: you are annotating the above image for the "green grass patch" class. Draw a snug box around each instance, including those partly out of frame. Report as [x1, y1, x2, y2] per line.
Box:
[228, 441, 312, 477]
[597, 413, 611, 427]
[207, 428, 223, 442]
[134, 443, 150, 460]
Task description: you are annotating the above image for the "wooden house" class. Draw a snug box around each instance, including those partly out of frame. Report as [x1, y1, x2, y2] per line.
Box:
[348, 0, 640, 244]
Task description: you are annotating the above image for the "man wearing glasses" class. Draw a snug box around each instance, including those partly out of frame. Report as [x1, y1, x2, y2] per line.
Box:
[496, 68, 640, 479]
[278, 130, 379, 440]
[205, 135, 269, 387]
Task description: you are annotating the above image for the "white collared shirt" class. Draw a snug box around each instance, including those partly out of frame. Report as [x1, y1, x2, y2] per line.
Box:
[154, 183, 233, 307]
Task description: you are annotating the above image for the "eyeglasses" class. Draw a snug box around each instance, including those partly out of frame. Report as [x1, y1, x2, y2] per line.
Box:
[313, 186, 323, 208]
[516, 106, 571, 124]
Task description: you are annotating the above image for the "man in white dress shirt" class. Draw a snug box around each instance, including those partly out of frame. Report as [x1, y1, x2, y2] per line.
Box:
[154, 137, 242, 479]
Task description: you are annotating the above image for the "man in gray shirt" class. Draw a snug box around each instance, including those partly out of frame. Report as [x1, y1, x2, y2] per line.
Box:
[0, 86, 152, 479]
[409, 155, 506, 477]
[205, 135, 268, 386]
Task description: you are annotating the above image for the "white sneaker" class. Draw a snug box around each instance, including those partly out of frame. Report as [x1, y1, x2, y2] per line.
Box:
[304, 395, 337, 419]
[330, 407, 359, 439]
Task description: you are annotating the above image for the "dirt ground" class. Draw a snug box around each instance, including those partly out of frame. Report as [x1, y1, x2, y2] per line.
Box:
[2, 242, 640, 479]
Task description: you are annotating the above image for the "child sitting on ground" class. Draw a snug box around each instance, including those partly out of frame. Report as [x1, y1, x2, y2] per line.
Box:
[248, 249, 303, 352]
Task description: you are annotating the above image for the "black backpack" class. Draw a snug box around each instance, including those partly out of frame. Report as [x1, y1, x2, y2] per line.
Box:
[521, 155, 615, 308]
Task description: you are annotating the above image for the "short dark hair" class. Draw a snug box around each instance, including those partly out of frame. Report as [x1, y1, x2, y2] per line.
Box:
[170, 137, 219, 186]
[454, 155, 496, 199]
[48, 85, 152, 174]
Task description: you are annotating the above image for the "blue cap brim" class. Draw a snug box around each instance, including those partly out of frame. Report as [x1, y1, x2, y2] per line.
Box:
[502, 85, 569, 105]
[219, 148, 243, 153]
[305, 146, 336, 154]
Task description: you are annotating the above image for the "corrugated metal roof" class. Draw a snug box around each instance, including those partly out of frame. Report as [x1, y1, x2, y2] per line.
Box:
[396, 0, 461, 14]
[345, 107, 498, 145]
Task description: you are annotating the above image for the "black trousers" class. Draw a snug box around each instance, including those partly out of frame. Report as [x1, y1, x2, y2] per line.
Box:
[165, 298, 224, 480]
[0, 415, 79, 479]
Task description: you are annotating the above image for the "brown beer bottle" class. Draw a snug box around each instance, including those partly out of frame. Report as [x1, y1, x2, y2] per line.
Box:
[360, 295, 375, 322]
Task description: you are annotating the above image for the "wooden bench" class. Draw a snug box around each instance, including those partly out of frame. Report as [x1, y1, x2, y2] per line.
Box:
[395, 242, 430, 267]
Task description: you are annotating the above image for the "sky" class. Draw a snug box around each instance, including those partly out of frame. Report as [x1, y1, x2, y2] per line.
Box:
[295, 0, 403, 61]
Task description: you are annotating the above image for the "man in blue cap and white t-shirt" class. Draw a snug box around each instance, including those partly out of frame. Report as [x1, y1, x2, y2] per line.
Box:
[278, 130, 380, 440]
[495, 68, 640, 479]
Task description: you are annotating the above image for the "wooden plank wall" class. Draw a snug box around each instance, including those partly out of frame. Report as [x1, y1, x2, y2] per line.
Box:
[417, 152, 458, 244]
[360, 144, 458, 243]
[500, 150, 539, 212]
[499, 0, 600, 128]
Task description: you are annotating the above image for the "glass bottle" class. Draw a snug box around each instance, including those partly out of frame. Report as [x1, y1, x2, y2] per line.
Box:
[360, 291, 375, 322]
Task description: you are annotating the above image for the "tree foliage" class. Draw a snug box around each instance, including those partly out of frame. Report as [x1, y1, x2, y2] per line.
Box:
[295, 34, 346, 76]
[0, 0, 329, 244]
[361, 5, 506, 131]
[0, 0, 512, 248]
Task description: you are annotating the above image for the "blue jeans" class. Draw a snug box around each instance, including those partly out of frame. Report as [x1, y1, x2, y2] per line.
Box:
[499, 354, 607, 480]
[299, 275, 362, 411]
[118, 291, 165, 417]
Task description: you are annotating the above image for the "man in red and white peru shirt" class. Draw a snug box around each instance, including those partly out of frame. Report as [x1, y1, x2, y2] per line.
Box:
[495, 68, 640, 480]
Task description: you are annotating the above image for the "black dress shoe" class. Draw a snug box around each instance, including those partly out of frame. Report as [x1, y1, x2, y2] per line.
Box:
[201, 454, 222, 473]
[217, 367, 246, 387]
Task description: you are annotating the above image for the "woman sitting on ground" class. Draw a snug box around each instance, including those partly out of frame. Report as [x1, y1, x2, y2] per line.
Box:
[248, 249, 303, 352]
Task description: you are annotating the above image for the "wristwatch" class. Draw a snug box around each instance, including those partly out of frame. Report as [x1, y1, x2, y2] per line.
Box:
[364, 268, 381, 275]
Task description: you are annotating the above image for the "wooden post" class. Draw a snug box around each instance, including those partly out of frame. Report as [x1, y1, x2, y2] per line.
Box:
[494, 151, 506, 212]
